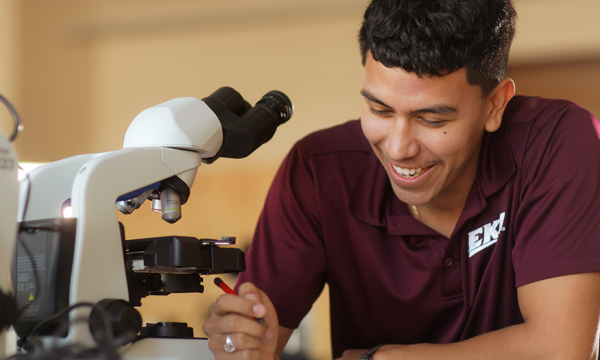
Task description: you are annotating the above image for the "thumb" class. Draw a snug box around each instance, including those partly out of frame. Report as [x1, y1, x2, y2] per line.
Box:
[238, 282, 279, 348]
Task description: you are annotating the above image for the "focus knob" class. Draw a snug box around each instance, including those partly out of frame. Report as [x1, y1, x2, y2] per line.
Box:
[89, 299, 142, 345]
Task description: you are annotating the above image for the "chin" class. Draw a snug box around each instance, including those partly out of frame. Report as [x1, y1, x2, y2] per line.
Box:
[392, 187, 432, 206]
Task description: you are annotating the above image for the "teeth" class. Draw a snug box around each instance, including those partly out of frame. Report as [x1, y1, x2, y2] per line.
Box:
[392, 165, 429, 178]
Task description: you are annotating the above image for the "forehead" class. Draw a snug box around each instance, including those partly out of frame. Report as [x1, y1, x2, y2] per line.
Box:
[363, 54, 483, 109]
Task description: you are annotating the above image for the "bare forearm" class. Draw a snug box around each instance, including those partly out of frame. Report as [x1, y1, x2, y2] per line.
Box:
[375, 322, 597, 360]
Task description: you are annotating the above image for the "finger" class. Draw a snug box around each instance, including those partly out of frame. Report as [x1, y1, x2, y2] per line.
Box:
[208, 333, 262, 360]
[210, 293, 266, 320]
[230, 332, 262, 351]
[237, 283, 270, 318]
[211, 313, 266, 339]
[237, 283, 279, 348]
[208, 342, 261, 360]
[203, 311, 266, 343]
[210, 333, 262, 352]
[219, 349, 260, 360]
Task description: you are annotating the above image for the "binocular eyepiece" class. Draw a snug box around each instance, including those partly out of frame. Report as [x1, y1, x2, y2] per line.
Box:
[201, 87, 293, 163]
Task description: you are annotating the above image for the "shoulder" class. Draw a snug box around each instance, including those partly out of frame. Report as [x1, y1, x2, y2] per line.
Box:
[293, 120, 372, 159]
[272, 120, 374, 188]
[503, 95, 598, 133]
[274, 120, 376, 199]
[478, 96, 599, 195]
[498, 97, 600, 287]
[500, 96, 599, 157]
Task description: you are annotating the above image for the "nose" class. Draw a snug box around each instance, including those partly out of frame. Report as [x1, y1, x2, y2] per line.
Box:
[385, 118, 419, 161]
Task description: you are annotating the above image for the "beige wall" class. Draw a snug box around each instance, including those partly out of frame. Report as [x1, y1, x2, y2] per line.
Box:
[507, 60, 600, 118]
[11, 0, 369, 163]
[0, 0, 20, 138]
[1, 1, 599, 359]
[16, 1, 96, 160]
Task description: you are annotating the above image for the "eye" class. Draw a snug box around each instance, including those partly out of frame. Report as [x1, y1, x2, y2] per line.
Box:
[369, 107, 392, 116]
[419, 117, 446, 128]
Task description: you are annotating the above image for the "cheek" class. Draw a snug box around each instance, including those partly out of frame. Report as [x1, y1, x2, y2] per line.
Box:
[360, 107, 388, 145]
[426, 127, 482, 165]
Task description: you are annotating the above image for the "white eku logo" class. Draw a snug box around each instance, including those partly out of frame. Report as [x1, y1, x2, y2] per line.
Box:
[468, 212, 506, 258]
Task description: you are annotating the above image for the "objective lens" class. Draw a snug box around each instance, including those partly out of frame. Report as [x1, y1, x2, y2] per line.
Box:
[151, 199, 161, 213]
[160, 187, 182, 223]
[116, 189, 153, 215]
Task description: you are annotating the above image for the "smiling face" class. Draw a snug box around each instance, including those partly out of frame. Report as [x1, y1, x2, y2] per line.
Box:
[361, 53, 501, 211]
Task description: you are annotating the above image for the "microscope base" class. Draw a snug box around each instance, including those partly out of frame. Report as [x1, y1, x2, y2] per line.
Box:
[121, 338, 214, 360]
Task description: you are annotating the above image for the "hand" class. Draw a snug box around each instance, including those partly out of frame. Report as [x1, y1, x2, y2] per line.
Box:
[335, 346, 403, 360]
[203, 282, 279, 360]
[335, 349, 367, 360]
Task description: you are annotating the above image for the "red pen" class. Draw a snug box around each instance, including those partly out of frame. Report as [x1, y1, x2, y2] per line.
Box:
[214, 277, 265, 324]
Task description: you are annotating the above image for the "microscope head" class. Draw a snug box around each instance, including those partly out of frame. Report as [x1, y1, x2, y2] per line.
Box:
[118, 87, 293, 224]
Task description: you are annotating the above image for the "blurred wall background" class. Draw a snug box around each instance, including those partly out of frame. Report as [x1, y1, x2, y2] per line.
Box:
[1, 0, 598, 359]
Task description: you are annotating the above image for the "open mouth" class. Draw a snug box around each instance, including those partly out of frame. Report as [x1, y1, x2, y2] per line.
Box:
[391, 165, 432, 179]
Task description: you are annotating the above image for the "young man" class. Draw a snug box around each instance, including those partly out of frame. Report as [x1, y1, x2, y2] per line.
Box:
[203, 0, 600, 359]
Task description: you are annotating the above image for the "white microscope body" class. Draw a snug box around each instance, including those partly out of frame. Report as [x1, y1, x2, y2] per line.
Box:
[0, 128, 19, 358]
[13, 87, 292, 359]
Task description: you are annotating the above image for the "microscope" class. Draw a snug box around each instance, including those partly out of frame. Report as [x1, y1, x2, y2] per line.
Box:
[0, 94, 20, 358]
[7, 87, 293, 359]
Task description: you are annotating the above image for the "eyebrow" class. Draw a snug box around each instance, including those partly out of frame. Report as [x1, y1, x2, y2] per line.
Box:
[361, 89, 391, 108]
[360, 89, 458, 115]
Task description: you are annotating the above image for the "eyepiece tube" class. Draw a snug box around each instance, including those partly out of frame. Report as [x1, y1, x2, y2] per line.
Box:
[201, 88, 293, 163]
[256, 91, 293, 126]
[204, 87, 250, 117]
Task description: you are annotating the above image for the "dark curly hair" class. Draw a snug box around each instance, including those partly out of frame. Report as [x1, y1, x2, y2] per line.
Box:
[359, 0, 516, 96]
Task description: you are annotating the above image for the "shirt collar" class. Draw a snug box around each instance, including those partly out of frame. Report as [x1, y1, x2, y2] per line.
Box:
[346, 151, 438, 236]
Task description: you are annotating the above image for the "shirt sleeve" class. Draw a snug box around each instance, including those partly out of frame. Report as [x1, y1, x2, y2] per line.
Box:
[235, 141, 327, 329]
[513, 104, 600, 287]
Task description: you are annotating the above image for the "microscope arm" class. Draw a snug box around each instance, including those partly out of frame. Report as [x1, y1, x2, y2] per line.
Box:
[19, 153, 107, 221]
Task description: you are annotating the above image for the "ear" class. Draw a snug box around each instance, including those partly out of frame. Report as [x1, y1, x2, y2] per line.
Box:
[484, 78, 516, 133]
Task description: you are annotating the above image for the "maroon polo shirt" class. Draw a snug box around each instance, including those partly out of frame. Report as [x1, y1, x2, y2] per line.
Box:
[236, 96, 600, 358]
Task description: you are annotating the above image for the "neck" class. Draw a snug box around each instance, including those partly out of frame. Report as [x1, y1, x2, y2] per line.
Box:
[409, 190, 471, 238]
[410, 150, 481, 238]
